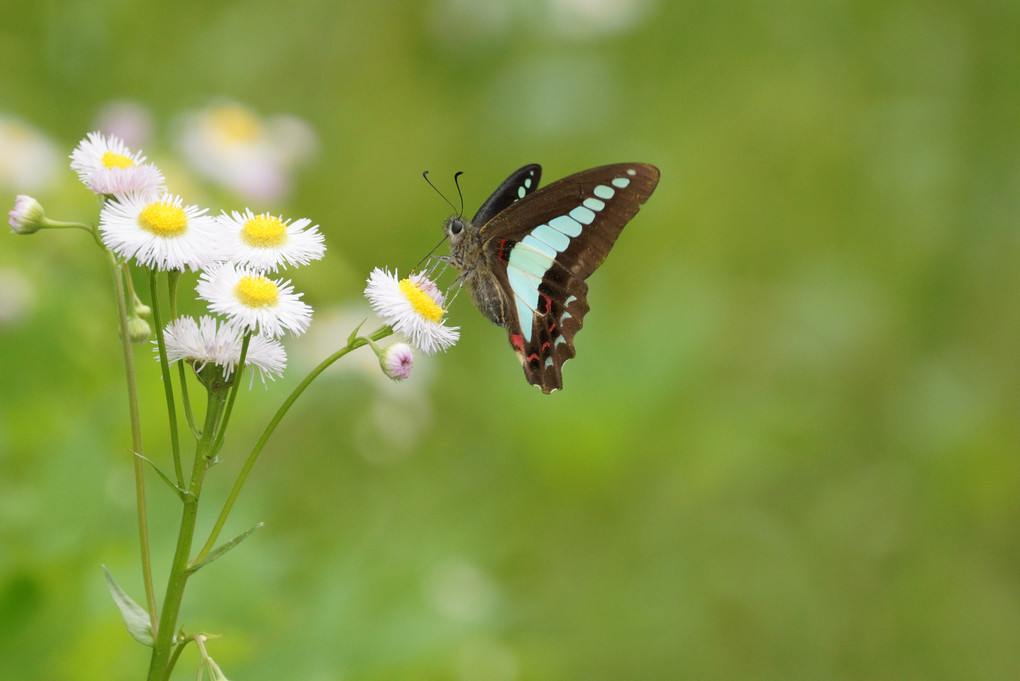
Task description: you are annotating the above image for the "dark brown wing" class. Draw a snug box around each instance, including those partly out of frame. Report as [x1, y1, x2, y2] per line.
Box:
[478, 163, 659, 392]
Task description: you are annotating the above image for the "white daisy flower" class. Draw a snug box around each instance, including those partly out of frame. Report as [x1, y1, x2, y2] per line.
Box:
[364, 268, 459, 354]
[245, 332, 289, 384]
[379, 342, 414, 381]
[196, 262, 312, 338]
[162, 315, 237, 371]
[86, 163, 164, 198]
[218, 209, 325, 272]
[70, 131, 143, 179]
[70, 131, 164, 198]
[99, 193, 219, 271]
[160, 315, 287, 384]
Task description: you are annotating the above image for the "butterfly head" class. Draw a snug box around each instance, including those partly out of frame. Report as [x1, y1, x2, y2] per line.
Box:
[443, 213, 480, 255]
[444, 214, 466, 240]
[445, 215, 464, 235]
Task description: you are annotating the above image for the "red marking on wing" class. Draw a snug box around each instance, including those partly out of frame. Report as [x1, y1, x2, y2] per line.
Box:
[496, 238, 512, 265]
[510, 334, 524, 352]
[537, 292, 551, 315]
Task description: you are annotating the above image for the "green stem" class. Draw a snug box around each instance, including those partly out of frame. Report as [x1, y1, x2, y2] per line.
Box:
[40, 218, 96, 232]
[177, 362, 200, 438]
[210, 333, 251, 459]
[106, 252, 158, 633]
[165, 640, 188, 678]
[146, 388, 230, 681]
[166, 273, 199, 438]
[123, 263, 146, 315]
[149, 270, 185, 487]
[193, 326, 393, 565]
[166, 271, 181, 319]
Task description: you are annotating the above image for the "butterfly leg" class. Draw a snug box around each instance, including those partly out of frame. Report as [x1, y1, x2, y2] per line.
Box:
[445, 278, 465, 307]
[421, 255, 453, 279]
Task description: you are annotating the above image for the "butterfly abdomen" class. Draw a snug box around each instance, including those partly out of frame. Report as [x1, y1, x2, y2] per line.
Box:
[465, 264, 513, 328]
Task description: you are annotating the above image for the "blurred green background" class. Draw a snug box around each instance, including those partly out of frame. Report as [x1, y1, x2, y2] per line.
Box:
[3, 0, 1020, 679]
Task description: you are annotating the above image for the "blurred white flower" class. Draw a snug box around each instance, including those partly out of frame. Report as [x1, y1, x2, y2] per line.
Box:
[175, 101, 317, 203]
[0, 116, 61, 193]
[428, 0, 655, 49]
[424, 558, 500, 622]
[94, 100, 154, 150]
[543, 0, 656, 39]
[0, 267, 35, 325]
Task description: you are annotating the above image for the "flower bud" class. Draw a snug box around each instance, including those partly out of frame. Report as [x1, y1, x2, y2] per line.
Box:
[126, 315, 152, 343]
[133, 300, 152, 319]
[379, 342, 414, 381]
[8, 195, 46, 234]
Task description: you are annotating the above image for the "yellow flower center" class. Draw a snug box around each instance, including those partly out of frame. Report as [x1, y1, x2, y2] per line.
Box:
[234, 274, 279, 308]
[102, 150, 136, 169]
[241, 214, 288, 248]
[210, 104, 261, 144]
[398, 278, 444, 323]
[138, 201, 188, 237]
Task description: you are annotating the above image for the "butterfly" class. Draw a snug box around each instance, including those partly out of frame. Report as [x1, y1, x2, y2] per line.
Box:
[441, 162, 659, 393]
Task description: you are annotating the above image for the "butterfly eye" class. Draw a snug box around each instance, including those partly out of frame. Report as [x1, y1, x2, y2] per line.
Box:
[450, 219, 464, 235]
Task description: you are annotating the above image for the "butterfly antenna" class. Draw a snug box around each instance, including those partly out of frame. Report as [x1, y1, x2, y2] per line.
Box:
[423, 170, 460, 216]
[453, 171, 465, 218]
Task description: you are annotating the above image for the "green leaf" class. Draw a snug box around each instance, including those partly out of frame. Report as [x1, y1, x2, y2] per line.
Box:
[102, 565, 153, 646]
[347, 319, 367, 346]
[188, 522, 264, 574]
[134, 451, 189, 499]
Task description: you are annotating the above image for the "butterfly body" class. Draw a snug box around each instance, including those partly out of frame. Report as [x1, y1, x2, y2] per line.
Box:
[444, 163, 659, 393]
[444, 216, 511, 327]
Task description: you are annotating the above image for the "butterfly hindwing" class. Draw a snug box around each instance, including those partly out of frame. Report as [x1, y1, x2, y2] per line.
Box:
[478, 163, 659, 393]
[514, 262, 589, 393]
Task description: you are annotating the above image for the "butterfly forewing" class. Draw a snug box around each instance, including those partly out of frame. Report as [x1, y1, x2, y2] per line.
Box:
[471, 164, 542, 226]
[475, 163, 659, 393]
[482, 163, 658, 279]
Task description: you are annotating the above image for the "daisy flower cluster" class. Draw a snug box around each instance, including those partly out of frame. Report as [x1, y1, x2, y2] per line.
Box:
[10, 128, 459, 386]
[6, 122, 461, 681]
[68, 131, 326, 385]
